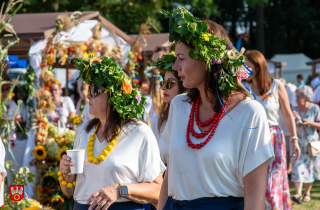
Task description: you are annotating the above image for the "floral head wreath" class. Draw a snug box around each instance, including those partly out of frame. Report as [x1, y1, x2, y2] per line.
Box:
[75, 56, 147, 120]
[161, 7, 254, 99]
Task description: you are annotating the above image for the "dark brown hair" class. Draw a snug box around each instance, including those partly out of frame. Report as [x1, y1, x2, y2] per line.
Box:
[184, 20, 247, 112]
[157, 71, 187, 134]
[244, 50, 273, 95]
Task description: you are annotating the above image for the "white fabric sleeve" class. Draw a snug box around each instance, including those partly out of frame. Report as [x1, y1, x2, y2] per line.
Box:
[137, 125, 166, 183]
[0, 140, 7, 178]
[243, 104, 274, 178]
[311, 87, 320, 103]
[8, 100, 19, 119]
[151, 114, 159, 137]
[162, 99, 175, 146]
[65, 97, 76, 113]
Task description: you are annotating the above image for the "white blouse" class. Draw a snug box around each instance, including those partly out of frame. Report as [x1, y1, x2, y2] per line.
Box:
[47, 96, 76, 125]
[246, 79, 281, 127]
[73, 121, 166, 204]
[151, 114, 168, 165]
[162, 94, 274, 200]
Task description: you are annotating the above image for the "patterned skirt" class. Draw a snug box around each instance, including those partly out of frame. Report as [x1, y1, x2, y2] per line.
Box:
[265, 126, 291, 210]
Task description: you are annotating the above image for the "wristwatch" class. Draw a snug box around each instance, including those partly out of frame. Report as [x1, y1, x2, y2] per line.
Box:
[119, 183, 129, 196]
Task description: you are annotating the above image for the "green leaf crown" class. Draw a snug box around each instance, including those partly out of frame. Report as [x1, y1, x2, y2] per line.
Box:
[162, 7, 251, 98]
[75, 56, 147, 120]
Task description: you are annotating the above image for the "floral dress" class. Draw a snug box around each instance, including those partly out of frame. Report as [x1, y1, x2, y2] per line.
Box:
[291, 104, 320, 183]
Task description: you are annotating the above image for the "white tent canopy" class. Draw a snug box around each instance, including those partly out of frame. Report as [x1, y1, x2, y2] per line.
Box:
[271, 53, 312, 83]
[28, 19, 131, 87]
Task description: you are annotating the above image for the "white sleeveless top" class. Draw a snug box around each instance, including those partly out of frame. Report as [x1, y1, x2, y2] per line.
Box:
[247, 79, 280, 127]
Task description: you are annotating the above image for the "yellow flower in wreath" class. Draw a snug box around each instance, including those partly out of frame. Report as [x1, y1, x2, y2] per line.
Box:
[33, 145, 47, 160]
[57, 148, 67, 161]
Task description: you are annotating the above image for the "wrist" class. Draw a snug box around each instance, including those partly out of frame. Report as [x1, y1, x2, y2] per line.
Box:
[291, 136, 299, 143]
[63, 174, 76, 183]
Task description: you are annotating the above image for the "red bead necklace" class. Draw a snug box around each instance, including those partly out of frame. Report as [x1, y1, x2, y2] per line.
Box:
[186, 96, 227, 149]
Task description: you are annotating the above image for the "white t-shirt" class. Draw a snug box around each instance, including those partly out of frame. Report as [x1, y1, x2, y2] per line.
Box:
[73, 121, 166, 204]
[151, 114, 168, 165]
[311, 86, 320, 104]
[162, 95, 274, 200]
[3, 100, 20, 119]
[0, 140, 7, 207]
[82, 103, 94, 125]
[311, 77, 320, 89]
[279, 83, 297, 136]
[47, 96, 76, 125]
[143, 95, 155, 122]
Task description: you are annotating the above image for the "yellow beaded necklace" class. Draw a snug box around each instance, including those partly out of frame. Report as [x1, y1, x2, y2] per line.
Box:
[86, 122, 120, 164]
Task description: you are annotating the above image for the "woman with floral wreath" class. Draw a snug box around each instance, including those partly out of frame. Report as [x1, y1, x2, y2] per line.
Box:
[59, 57, 166, 210]
[152, 53, 187, 166]
[244, 50, 301, 209]
[157, 8, 274, 210]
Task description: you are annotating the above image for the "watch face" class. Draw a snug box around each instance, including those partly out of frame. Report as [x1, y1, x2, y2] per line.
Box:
[120, 186, 128, 196]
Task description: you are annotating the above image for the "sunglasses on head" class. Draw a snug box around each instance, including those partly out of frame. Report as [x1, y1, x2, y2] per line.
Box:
[160, 79, 176, 89]
[88, 85, 105, 98]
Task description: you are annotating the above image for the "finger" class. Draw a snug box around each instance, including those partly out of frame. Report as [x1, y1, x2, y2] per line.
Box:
[295, 149, 301, 161]
[87, 191, 100, 205]
[89, 196, 102, 210]
[102, 200, 113, 210]
[94, 198, 107, 210]
[62, 154, 71, 161]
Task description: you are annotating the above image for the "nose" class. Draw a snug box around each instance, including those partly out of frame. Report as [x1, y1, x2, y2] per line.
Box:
[172, 60, 181, 72]
[160, 82, 166, 90]
[86, 93, 91, 100]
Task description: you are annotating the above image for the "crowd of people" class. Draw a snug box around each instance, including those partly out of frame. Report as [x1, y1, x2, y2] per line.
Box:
[1, 7, 320, 210]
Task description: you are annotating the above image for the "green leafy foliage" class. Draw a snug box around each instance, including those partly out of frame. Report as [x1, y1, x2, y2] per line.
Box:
[75, 56, 146, 120]
[153, 53, 176, 74]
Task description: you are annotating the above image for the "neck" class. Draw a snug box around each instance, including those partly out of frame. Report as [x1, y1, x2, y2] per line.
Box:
[53, 97, 60, 104]
[198, 84, 215, 110]
[298, 101, 311, 112]
[251, 78, 259, 89]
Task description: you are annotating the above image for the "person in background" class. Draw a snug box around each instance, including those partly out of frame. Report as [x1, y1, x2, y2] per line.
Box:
[0, 139, 6, 207]
[152, 47, 168, 63]
[279, 78, 297, 175]
[311, 85, 320, 107]
[310, 71, 320, 90]
[292, 85, 320, 204]
[245, 50, 301, 209]
[142, 68, 163, 122]
[47, 81, 76, 127]
[151, 65, 187, 166]
[1, 84, 22, 123]
[297, 74, 306, 87]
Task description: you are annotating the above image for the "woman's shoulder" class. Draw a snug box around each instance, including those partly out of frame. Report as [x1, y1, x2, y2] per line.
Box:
[171, 93, 189, 108]
[310, 103, 320, 112]
[238, 97, 267, 116]
[123, 121, 155, 140]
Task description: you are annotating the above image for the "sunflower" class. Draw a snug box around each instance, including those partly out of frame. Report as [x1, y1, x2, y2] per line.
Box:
[33, 145, 47, 160]
[57, 148, 67, 161]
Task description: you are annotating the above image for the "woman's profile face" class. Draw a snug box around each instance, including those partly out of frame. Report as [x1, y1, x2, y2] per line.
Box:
[87, 85, 109, 118]
[161, 71, 180, 104]
[172, 42, 207, 89]
[244, 59, 257, 82]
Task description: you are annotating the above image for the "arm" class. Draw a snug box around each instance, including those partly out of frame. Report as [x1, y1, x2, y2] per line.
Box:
[87, 173, 163, 210]
[244, 160, 268, 210]
[0, 172, 2, 190]
[278, 82, 300, 161]
[158, 158, 169, 210]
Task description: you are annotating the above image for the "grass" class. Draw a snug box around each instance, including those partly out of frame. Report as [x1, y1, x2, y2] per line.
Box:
[290, 180, 320, 210]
